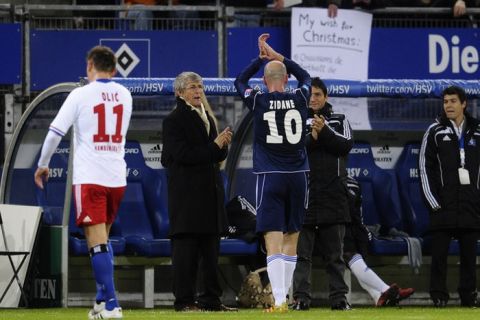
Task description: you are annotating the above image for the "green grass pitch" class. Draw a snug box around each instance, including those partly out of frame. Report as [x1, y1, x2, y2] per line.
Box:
[0, 307, 478, 320]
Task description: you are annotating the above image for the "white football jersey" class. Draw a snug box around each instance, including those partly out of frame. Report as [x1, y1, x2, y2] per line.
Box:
[50, 79, 133, 187]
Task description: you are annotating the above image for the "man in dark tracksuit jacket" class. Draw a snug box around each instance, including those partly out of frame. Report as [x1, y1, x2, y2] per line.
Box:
[419, 85, 480, 307]
[292, 77, 353, 310]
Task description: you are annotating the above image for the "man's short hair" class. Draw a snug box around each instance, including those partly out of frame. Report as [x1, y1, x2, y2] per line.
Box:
[311, 77, 327, 96]
[174, 71, 203, 93]
[86, 46, 116, 73]
[442, 85, 467, 104]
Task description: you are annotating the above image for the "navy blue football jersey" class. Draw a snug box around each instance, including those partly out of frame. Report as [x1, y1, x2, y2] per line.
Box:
[235, 57, 311, 173]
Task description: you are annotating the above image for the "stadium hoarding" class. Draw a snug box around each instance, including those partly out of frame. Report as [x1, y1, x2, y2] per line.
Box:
[28, 28, 478, 89]
[30, 30, 218, 90]
[369, 28, 480, 80]
[227, 27, 480, 80]
[0, 23, 22, 85]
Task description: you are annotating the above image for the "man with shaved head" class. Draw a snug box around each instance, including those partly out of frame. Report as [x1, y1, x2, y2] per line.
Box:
[235, 34, 311, 312]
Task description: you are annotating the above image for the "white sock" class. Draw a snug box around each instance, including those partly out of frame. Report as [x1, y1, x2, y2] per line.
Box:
[267, 254, 286, 306]
[349, 254, 389, 304]
[282, 254, 297, 296]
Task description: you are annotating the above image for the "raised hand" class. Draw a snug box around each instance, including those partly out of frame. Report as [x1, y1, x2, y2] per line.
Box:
[453, 0, 466, 18]
[258, 33, 270, 58]
[327, 4, 338, 18]
[258, 33, 284, 62]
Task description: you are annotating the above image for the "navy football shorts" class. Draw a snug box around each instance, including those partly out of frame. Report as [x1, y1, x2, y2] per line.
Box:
[255, 172, 308, 233]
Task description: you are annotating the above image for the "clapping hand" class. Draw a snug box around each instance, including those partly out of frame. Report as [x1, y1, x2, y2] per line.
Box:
[214, 127, 233, 148]
[258, 33, 284, 62]
[310, 114, 325, 140]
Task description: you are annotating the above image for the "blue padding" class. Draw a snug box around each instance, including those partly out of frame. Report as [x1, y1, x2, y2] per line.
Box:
[220, 238, 258, 255]
[395, 143, 430, 238]
[347, 143, 404, 230]
[34, 141, 70, 226]
[69, 235, 127, 256]
[232, 168, 256, 206]
[369, 236, 411, 256]
[120, 141, 170, 257]
[420, 237, 459, 255]
[10, 168, 37, 207]
[347, 143, 407, 255]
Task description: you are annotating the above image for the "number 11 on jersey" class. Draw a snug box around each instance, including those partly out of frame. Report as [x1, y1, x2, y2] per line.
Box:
[93, 103, 124, 143]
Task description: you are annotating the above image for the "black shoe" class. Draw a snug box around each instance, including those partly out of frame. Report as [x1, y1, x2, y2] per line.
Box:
[202, 304, 238, 312]
[331, 301, 352, 311]
[460, 291, 478, 307]
[433, 299, 447, 308]
[290, 300, 310, 311]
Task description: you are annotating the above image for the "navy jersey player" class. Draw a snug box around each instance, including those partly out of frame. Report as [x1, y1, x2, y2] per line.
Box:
[234, 33, 311, 312]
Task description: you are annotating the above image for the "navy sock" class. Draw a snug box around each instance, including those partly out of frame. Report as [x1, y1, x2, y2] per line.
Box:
[90, 244, 119, 310]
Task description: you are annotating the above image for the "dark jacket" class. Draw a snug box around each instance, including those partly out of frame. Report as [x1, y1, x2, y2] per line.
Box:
[304, 103, 354, 225]
[419, 111, 480, 231]
[161, 97, 228, 236]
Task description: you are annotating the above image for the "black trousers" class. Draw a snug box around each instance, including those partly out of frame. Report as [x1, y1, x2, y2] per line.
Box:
[429, 229, 479, 304]
[171, 234, 222, 310]
[293, 224, 348, 306]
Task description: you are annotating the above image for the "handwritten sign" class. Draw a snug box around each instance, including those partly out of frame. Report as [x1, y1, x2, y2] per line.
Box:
[291, 8, 372, 80]
[329, 97, 371, 130]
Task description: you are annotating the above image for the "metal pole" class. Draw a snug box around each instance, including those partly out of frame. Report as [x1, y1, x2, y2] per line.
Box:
[22, 5, 31, 104]
[217, 1, 225, 78]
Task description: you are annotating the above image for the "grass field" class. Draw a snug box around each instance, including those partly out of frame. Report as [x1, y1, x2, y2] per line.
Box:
[0, 307, 477, 320]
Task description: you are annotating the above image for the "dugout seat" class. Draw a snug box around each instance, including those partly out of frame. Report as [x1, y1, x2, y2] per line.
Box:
[119, 141, 170, 257]
[347, 142, 408, 255]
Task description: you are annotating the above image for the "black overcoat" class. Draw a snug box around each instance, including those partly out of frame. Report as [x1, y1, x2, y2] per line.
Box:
[161, 97, 228, 236]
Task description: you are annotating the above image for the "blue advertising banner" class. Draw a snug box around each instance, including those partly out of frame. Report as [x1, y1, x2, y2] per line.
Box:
[228, 27, 480, 80]
[369, 28, 480, 79]
[0, 24, 22, 84]
[30, 30, 218, 90]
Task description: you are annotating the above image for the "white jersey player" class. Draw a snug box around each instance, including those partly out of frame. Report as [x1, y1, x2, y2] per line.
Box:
[34, 45, 132, 320]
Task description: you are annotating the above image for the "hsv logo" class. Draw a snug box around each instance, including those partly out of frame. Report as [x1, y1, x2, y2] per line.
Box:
[328, 85, 350, 95]
[347, 167, 361, 178]
[49, 168, 64, 178]
[347, 168, 370, 177]
[350, 148, 370, 154]
[115, 43, 140, 77]
[126, 168, 140, 177]
[410, 168, 419, 178]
